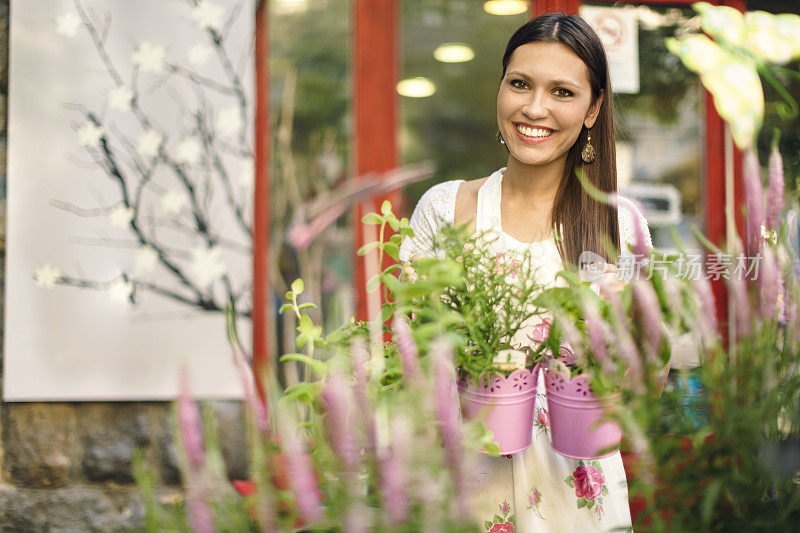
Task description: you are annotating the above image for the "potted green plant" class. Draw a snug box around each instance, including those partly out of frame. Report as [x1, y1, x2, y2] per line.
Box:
[392, 224, 548, 455]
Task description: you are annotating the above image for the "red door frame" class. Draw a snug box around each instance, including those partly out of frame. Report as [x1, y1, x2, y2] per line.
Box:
[352, 0, 400, 322]
[253, 0, 270, 398]
[534, 0, 747, 337]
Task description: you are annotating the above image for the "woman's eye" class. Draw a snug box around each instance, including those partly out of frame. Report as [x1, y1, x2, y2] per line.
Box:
[510, 79, 528, 89]
[554, 88, 573, 97]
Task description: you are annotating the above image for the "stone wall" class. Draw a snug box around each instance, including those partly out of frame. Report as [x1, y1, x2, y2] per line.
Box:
[0, 3, 248, 530]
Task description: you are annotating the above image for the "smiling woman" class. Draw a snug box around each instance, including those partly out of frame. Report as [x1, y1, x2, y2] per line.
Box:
[399, 12, 649, 533]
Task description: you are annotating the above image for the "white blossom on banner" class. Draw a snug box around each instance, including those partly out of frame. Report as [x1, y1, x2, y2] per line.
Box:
[55, 12, 81, 38]
[137, 129, 162, 158]
[191, 1, 225, 31]
[135, 246, 159, 274]
[176, 137, 202, 166]
[109, 86, 133, 111]
[191, 246, 227, 287]
[108, 277, 134, 303]
[78, 123, 104, 147]
[188, 43, 213, 66]
[34, 263, 62, 289]
[217, 106, 241, 137]
[109, 204, 135, 228]
[132, 42, 166, 73]
[161, 190, 187, 214]
[240, 158, 254, 189]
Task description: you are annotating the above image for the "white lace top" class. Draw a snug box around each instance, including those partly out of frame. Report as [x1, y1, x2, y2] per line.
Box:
[399, 167, 652, 268]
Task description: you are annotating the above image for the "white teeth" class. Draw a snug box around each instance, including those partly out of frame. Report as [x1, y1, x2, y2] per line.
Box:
[516, 125, 553, 138]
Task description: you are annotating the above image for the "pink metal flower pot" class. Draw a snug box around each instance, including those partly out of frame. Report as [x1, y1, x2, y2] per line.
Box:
[544, 368, 621, 460]
[458, 367, 538, 455]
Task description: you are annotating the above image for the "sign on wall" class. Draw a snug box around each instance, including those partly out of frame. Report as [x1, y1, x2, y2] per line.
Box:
[5, 0, 254, 400]
[580, 5, 641, 94]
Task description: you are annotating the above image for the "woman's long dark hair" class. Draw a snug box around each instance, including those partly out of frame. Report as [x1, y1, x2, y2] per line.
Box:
[500, 13, 619, 267]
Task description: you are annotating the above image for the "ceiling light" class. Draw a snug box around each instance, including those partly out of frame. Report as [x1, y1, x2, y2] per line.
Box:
[397, 77, 436, 98]
[434, 43, 475, 63]
[483, 1, 528, 16]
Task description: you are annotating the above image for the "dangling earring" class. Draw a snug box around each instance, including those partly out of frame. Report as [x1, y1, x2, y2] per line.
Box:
[581, 129, 595, 164]
[496, 130, 505, 144]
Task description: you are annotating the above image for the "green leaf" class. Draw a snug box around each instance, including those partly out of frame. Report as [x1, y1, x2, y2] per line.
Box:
[361, 212, 383, 225]
[485, 521, 493, 530]
[380, 200, 392, 215]
[701, 478, 724, 526]
[278, 303, 294, 314]
[389, 233, 404, 245]
[382, 263, 401, 275]
[357, 241, 379, 256]
[577, 499, 586, 509]
[602, 486, 609, 496]
[279, 353, 328, 378]
[383, 242, 400, 260]
[297, 302, 317, 311]
[291, 278, 304, 295]
[381, 303, 395, 322]
[586, 499, 595, 509]
[366, 274, 381, 293]
[493, 514, 502, 523]
[483, 442, 501, 456]
[387, 215, 400, 232]
[296, 314, 322, 349]
[281, 382, 320, 404]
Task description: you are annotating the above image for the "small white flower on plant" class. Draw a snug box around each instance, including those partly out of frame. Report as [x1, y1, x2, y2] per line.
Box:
[109, 204, 134, 228]
[217, 106, 241, 137]
[176, 137, 202, 166]
[55, 12, 81, 38]
[135, 245, 159, 274]
[191, 1, 225, 31]
[132, 42, 166, 73]
[239, 158, 254, 188]
[137, 129, 162, 158]
[188, 43, 213, 66]
[161, 190, 187, 214]
[108, 277, 134, 303]
[34, 263, 62, 289]
[78, 123, 104, 147]
[109, 86, 133, 111]
[191, 246, 227, 287]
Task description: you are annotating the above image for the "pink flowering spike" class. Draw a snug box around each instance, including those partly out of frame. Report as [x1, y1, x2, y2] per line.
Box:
[759, 245, 779, 321]
[767, 147, 785, 231]
[693, 278, 718, 333]
[582, 299, 609, 365]
[186, 490, 217, 533]
[730, 271, 752, 339]
[692, 278, 720, 350]
[278, 411, 324, 524]
[632, 281, 664, 365]
[744, 151, 766, 255]
[380, 416, 411, 525]
[350, 340, 377, 455]
[321, 368, 359, 471]
[392, 313, 419, 380]
[431, 337, 469, 515]
[230, 342, 269, 434]
[619, 198, 650, 258]
[178, 367, 206, 470]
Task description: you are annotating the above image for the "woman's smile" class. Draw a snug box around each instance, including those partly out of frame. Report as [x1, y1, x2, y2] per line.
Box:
[514, 122, 555, 143]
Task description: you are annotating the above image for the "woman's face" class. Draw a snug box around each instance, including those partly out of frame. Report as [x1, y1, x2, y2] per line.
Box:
[497, 41, 603, 170]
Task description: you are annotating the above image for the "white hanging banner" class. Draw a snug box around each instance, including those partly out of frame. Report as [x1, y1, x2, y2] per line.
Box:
[580, 5, 641, 95]
[5, 0, 253, 400]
